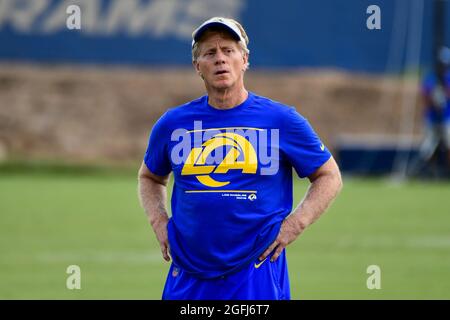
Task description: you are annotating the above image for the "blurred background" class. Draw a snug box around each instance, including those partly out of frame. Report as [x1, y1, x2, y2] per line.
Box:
[1, 0, 449, 299]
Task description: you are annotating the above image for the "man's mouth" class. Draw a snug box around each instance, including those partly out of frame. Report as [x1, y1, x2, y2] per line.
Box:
[214, 70, 229, 75]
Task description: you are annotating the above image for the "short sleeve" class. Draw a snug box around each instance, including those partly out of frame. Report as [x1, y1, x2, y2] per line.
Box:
[281, 107, 332, 178]
[143, 112, 172, 176]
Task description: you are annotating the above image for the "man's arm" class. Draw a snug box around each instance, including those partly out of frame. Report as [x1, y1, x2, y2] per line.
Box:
[259, 156, 343, 262]
[137, 161, 171, 261]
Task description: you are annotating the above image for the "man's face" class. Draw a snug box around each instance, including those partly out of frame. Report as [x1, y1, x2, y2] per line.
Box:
[194, 31, 248, 90]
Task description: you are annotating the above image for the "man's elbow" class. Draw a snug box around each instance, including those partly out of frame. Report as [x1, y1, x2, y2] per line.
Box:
[333, 169, 343, 195]
[138, 172, 160, 186]
[139, 168, 169, 187]
[137, 170, 149, 188]
[322, 158, 343, 194]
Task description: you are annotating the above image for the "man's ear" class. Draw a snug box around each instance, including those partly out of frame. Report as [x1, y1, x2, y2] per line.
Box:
[193, 60, 201, 76]
[242, 53, 249, 71]
[193, 60, 204, 79]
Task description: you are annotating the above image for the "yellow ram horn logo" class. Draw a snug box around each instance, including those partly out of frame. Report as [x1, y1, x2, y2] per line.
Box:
[181, 132, 257, 187]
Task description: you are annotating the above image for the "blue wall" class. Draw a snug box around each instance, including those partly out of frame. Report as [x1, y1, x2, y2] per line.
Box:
[0, 0, 448, 72]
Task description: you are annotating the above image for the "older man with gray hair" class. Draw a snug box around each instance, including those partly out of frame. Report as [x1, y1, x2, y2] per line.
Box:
[138, 17, 342, 300]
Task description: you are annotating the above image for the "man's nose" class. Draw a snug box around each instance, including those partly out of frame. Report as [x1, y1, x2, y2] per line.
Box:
[214, 50, 226, 65]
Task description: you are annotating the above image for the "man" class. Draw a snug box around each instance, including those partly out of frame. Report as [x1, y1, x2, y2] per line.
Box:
[417, 46, 450, 176]
[138, 17, 342, 300]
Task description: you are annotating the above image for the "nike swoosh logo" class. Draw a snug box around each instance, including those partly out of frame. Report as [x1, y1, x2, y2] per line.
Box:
[320, 143, 325, 151]
[254, 258, 267, 269]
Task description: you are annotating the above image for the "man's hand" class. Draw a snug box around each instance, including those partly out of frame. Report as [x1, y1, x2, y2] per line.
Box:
[151, 215, 171, 262]
[259, 215, 305, 262]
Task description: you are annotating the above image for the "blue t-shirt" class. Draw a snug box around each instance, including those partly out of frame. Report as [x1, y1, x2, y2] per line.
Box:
[144, 92, 331, 279]
[422, 70, 450, 123]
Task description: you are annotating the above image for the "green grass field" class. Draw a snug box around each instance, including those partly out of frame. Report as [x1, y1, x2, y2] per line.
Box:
[1, 167, 450, 299]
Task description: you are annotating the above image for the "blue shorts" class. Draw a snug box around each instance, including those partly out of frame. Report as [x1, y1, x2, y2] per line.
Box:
[162, 250, 290, 300]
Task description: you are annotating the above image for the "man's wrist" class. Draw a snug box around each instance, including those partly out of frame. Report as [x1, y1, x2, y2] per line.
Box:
[289, 212, 309, 233]
[298, 217, 309, 231]
[149, 212, 169, 228]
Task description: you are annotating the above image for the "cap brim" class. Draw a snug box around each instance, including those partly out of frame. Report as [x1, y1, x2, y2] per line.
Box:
[193, 22, 241, 43]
